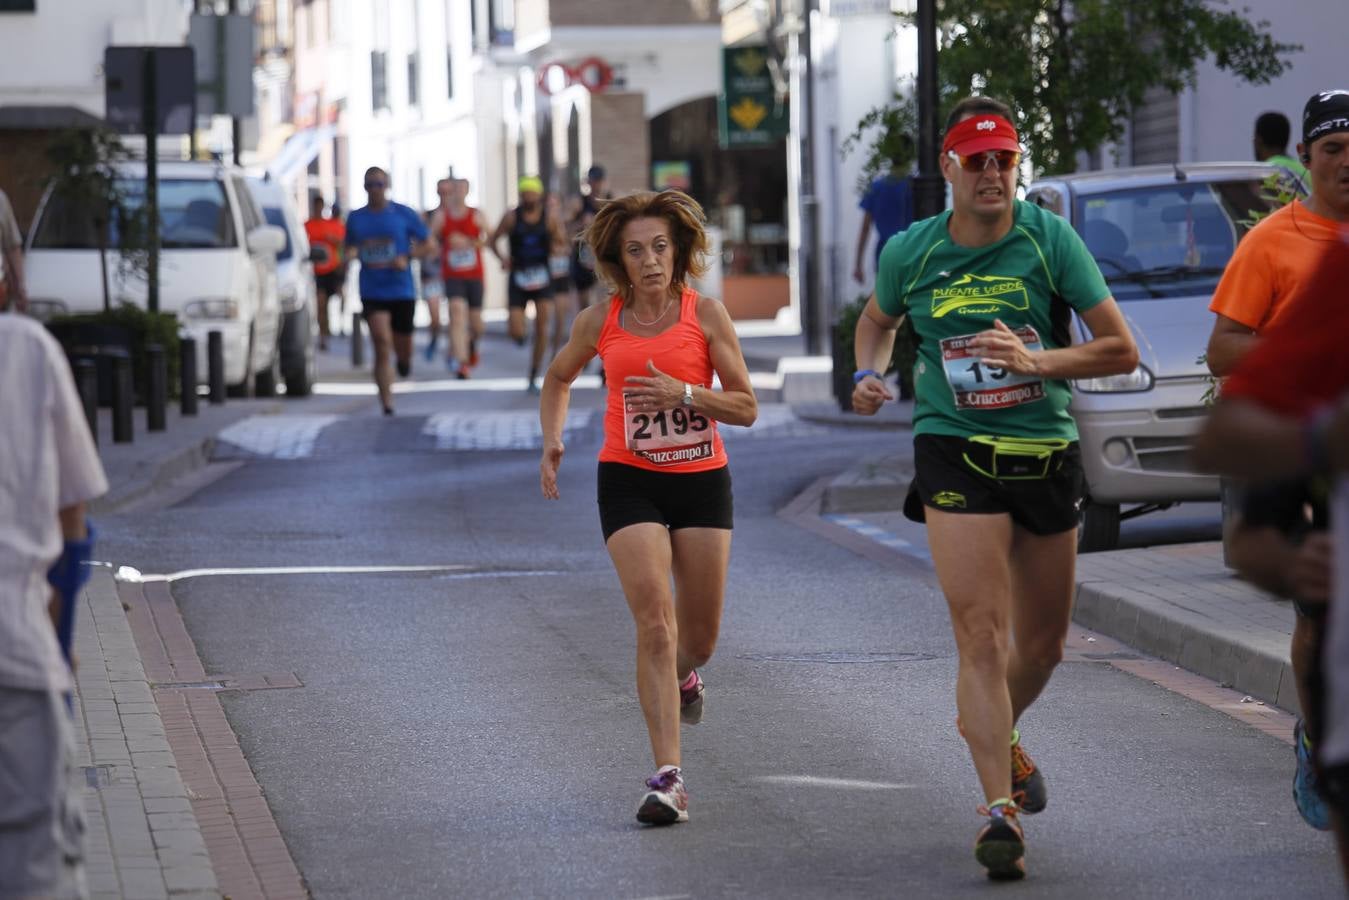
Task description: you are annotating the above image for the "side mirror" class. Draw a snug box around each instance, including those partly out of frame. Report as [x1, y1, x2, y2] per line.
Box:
[246, 224, 287, 257]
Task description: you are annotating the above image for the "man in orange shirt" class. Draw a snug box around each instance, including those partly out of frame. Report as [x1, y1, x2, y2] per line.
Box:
[1204, 88, 1349, 834]
[1207, 90, 1349, 374]
[305, 196, 347, 351]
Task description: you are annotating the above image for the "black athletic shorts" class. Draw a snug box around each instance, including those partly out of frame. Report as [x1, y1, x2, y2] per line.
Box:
[597, 462, 733, 542]
[904, 433, 1084, 536]
[508, 282, 555, 308]
[444, 278, 484, 310]
[572, 264, 598, 292]
[361, 299, 416, 335]
[315, 270, 344, 296]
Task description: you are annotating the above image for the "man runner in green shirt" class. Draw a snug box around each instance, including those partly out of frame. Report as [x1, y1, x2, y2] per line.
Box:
[851, 96, 1139, 880]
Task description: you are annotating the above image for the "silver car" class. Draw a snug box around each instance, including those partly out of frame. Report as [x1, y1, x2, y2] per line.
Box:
[1025, 163, 1287, 550]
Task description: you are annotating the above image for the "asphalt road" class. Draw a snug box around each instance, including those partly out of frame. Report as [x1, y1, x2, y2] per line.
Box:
[99, 340, 1340, 898]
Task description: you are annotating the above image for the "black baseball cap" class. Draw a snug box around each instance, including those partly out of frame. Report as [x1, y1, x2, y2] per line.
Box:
[1303, 89, 1349, 146]
[587, 165, 606, 181]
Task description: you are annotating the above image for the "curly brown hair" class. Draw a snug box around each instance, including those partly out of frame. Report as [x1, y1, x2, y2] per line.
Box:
[583, 190, 711, 301]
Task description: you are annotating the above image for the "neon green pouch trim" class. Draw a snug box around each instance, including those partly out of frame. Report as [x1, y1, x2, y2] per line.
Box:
[962, 435, 1070, 481]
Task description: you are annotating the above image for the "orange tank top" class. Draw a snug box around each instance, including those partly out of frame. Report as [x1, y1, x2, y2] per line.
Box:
[440, 207, 484, 279]
[597, 287, 727, 473]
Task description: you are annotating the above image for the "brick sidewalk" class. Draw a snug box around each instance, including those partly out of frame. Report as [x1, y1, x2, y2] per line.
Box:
[70, 567, 308, 900]
[73, 569, 220, 900]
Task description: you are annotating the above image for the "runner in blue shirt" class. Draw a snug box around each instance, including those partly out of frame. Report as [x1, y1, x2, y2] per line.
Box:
[345, 166, 432, 415]
[853, 137, 916, 285]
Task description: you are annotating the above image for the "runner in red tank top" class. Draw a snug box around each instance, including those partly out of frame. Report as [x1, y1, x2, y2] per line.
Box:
[429, 177, 489, 378]
[539, 190, 757, 826]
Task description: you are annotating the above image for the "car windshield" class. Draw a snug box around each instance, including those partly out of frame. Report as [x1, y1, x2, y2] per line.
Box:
[1073, 179, 1280, 300]
[30, 177, 237, 250]
[262, 207, 293, 260]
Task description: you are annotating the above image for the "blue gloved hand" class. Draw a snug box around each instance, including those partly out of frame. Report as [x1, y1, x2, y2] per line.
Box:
[48, 522, 97, 664]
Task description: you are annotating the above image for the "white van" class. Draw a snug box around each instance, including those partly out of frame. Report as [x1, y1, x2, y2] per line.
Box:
[25, 160, 287, 396]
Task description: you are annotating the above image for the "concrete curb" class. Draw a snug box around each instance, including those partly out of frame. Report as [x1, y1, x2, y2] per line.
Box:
[91, 436, 218, 517]
[818, 454, 913, 514]
[1072, 560, 1297, 714]
[74, 567, 222, 899]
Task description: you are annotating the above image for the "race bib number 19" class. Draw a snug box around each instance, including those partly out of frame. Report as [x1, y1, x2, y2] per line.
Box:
[623, 392, 714, 465]
[940, 326, 1046, 410]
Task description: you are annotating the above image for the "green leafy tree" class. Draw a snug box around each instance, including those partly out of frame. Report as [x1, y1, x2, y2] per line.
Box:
[927, 0, 1299, 175]
[42, 128, 150, 312]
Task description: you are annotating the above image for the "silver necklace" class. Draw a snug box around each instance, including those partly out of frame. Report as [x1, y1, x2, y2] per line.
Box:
[628, 294, 675, 327]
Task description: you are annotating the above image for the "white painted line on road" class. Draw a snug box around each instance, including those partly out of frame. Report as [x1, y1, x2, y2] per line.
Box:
[753, 775, 912, 791]
[114, 563, 566, 584]
[216, 414, 342, 459]
[421, 408, 593, 451]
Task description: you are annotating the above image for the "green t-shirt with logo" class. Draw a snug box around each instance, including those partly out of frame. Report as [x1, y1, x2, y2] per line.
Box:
[876, 200, 1110, 441]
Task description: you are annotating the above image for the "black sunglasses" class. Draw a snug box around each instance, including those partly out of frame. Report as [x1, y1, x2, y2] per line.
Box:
[365, 180, 387, 189]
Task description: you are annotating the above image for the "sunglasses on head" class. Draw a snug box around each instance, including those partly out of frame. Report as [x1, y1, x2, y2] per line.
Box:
[946, 149, 1022, 173]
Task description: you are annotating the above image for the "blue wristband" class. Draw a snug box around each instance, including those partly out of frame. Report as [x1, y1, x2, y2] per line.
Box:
[48, 523, 97, 664]
[853, 368, 881, 384]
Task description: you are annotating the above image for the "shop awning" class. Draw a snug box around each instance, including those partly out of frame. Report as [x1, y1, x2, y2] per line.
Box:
[264, 124, 335, 182]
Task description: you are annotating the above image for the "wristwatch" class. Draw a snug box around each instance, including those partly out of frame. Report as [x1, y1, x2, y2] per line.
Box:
[681, 383, 694, 407]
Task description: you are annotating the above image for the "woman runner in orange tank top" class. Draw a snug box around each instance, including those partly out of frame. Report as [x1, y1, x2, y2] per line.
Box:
[539, 190, 757, 826]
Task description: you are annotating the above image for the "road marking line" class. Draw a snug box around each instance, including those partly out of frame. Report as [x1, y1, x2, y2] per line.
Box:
[111, 564, 562, 584]
[753, 775, 912, 790]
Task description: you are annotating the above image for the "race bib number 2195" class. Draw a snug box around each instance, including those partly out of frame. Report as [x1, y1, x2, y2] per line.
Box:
[623, 392, 713, 465]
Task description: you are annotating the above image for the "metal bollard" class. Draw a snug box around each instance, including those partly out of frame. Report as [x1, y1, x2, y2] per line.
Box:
[111, 352, 134, 443]
[179, 337, 198, 416]
[207, 330, 225, 405]
[351, 312, 364, 368]
[74, 357, 99, 446]
[145, 343, 167, 432]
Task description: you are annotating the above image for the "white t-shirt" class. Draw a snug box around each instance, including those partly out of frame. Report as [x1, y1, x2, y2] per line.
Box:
[0, 315, 108, 692]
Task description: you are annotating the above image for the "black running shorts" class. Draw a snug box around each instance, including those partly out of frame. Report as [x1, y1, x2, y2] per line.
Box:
[444, 279, 484, 309]
[508, 282, 555, 308]
[597, 462, 733, 542]
[315, 270, 344, 297]
[904, 434, 1084, 536]
[361, 299, 416, 335]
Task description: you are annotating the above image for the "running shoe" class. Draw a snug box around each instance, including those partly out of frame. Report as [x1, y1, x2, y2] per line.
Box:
[423, 335, 438, 361]
[469, 340, 480, 368]
[456, 365, 471, 380]
[636, 767, 688, 826]
[396, 359, 411, 378]
[974, 801, 1025, 880]
[679, 670, 705, 725]
[1011, 734, 1047, 814]
[1294, 718, 1331, 831]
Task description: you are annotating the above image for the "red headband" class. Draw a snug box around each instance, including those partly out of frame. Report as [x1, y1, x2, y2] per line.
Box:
[942, 115, 1021, 156]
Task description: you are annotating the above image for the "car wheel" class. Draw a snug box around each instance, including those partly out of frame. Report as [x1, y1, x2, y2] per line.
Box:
[226, 325, 256, 399]
[1078, 500, 1121, 553]
[255, 342, 281, 397]
[285, 312, 316, 398]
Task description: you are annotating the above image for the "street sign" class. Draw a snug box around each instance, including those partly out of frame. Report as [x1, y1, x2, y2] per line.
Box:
[718, 45, 789, 149]
[189, 14, 255, 118]
[104, 46, 197, 135]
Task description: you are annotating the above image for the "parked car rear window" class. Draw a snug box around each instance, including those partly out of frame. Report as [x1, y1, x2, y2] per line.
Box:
[31, 177, 237, 250]
[1073, 180, 1281, 300]
[261, 207, 294, 260]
